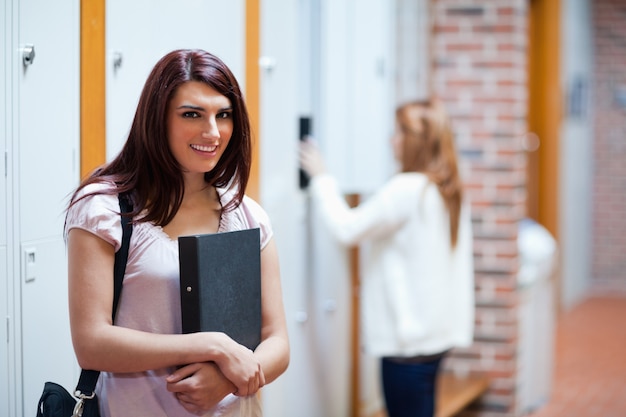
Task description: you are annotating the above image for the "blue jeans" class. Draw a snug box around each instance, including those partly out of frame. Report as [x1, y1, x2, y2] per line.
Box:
[381, 354, 444, 417]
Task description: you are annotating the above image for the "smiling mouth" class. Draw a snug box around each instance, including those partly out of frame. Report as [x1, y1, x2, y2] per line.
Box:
[190, 144, 217, 153]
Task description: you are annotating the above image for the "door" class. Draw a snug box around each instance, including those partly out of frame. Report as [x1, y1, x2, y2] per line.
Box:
[16, 0, 81, 414]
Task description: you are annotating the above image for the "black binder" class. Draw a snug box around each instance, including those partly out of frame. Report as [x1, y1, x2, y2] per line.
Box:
[178, 228, 261, 350]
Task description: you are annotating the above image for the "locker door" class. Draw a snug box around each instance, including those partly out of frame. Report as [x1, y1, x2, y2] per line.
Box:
[105, 0, 245, 159]
[318, 0, 395, 194]
[257, 1, 332, 415]
[0, 246, 7, 417]
[17, 0, 80, 414]
[258, 1, 395, 416]
[17, 0, 79, 242]
[1, 1, 7, 249]
[2, 4, 15, 416]
[1, 2, 9, 412]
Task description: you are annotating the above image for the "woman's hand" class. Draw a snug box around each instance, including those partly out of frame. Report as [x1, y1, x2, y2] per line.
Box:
[213, 336, 266, 397]
[299, 139, 327, 178]
[166, 362, 235, 414]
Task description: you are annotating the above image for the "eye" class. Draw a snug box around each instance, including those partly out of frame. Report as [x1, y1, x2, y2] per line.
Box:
[182, 111, 201, 118]
[217, 110, 233, 120]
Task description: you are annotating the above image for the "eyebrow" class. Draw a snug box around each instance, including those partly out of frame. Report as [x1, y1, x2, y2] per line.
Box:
[176, 104, 205, 111]
[176, 104, 233, 112]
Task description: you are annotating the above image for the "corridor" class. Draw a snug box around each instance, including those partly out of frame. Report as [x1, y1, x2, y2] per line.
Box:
[528, 295, 626, 417]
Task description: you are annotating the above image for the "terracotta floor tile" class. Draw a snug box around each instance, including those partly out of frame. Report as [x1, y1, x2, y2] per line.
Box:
[528, 295, 626, 417]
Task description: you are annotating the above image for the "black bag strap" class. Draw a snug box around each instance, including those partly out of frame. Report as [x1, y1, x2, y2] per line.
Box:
[112, 193, 133, 321]
[74, 193, 133, 399]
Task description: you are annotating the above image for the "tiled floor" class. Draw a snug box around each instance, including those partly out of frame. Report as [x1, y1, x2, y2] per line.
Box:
[527, 295, 626, 417]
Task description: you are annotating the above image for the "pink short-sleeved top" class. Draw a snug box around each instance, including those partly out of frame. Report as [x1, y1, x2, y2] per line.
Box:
[65, 182, 271, 417]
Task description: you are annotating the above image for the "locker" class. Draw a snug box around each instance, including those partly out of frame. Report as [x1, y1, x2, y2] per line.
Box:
[105, 0, 245, 160]
[2, 4, 14, 416]
[258, 1, 395, 415]
[20, 238, 77, 414]
[0, 247, 8, 417]
[3, 0, 81, 415]
[17, 0, 80, 242]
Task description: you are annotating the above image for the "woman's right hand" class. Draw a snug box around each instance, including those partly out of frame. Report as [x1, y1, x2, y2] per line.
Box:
[212, 334, 265, 397]
[299, 139, 327, 178]
[166, 362, 235, 413]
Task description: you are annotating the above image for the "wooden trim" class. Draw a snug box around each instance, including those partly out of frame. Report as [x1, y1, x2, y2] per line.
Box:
[527, 0, 561, 239]
[346, 194, 360, 417]
[80, 0, 106, 179]
[246, 0, 260, 201]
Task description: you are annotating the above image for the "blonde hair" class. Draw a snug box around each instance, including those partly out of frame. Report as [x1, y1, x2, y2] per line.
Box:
[396, 99, 463, 248]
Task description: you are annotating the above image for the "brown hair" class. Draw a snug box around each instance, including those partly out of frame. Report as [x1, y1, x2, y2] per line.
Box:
[69, 49, 251, 226]
[396, 99, 463, 247]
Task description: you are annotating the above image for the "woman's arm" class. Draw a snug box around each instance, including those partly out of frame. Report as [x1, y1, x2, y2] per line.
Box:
[164, 237, 289, 412]
[67, 228, 262, 394]
[252, 238, 290, 384]
[300, 140, 409, 245]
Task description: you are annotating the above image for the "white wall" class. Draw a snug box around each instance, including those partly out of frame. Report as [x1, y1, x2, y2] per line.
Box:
[560, 0, 593, 309]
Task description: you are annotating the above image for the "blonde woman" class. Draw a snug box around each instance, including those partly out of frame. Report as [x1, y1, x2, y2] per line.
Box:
[299, 99, 474, 417]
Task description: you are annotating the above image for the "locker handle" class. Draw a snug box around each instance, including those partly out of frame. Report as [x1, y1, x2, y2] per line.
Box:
[22, 44, 35, 67]
[299, 116, 312, 189]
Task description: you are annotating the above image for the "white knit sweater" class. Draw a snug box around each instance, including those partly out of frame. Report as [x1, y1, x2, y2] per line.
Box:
[309, 173, 474, 357]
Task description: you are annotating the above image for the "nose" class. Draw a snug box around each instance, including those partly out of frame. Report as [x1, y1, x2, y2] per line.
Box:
[202, 117, 220, 140]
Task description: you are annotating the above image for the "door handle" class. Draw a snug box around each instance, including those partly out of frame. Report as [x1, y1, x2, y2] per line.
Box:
[299, 116, 312, 189]
[22, 44, 35, 67]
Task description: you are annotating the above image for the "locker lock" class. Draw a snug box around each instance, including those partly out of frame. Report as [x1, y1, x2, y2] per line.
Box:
[112, 51, 123, 71]
[22, 44, 36, 66]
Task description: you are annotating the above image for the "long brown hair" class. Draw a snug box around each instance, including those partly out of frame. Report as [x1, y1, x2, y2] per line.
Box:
[68, 49, 251, 226]
[396, 99, 463, 247]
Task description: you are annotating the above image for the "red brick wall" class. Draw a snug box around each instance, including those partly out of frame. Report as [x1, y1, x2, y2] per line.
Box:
[591, 1, 626, 290]
[430, 1, 528, 416]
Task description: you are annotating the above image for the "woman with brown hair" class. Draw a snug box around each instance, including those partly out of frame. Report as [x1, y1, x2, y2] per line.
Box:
[65, 49, 289, 416]
[299, 99, 474, 417]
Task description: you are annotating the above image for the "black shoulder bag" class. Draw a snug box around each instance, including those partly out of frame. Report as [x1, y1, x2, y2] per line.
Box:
[36, 194, 133, 417]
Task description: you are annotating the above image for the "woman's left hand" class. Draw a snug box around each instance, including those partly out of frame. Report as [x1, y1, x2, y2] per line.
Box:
[166, 362, 236, 414]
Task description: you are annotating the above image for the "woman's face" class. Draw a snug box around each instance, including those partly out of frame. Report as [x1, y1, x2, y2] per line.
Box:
[167, 81, 234, 177]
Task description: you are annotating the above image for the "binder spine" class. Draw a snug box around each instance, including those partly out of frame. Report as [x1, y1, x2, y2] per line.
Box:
[179, 237, 201, 334]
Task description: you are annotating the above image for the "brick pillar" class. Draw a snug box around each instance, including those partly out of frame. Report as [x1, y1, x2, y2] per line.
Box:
[430, 1, 528, 416]
[591, 0, 626, 291]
